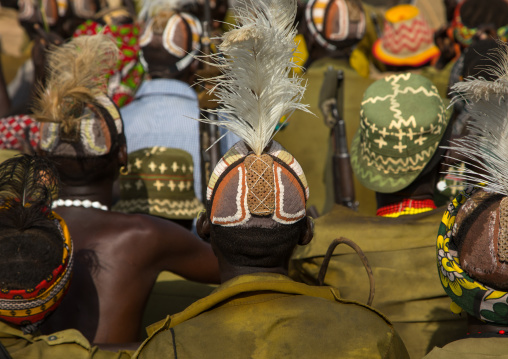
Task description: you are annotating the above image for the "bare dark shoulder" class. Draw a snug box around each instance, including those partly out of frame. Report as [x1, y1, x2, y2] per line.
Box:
[60, 208, 219, 283]
[103, 212, 207, 263]
[108, 212, 195, 244]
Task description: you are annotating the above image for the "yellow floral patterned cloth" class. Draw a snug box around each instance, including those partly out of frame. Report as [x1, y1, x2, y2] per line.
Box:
[438, 188, 508, 324]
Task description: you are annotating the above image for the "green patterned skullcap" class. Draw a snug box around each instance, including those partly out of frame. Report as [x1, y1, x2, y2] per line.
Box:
[350, 73, 449, 193]
[113, 147, 204, 220]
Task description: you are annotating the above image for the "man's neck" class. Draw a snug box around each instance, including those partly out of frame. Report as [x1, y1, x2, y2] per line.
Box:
[59, 181, 115, 208]
[219, 263, 288, 284]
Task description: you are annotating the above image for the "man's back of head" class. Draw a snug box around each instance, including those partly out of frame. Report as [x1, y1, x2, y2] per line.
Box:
[32, 34, 127, 186]
[138, 2, 203, 83]
[302, 0, 366, 64]
[0, 154, 72, 334]
[133, 1, 410, 357]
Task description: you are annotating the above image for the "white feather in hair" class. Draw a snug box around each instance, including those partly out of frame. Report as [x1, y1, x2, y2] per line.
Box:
[451, 41, 508, 103]
[446, 41, 508, 195]
[198, 0, 311, 155]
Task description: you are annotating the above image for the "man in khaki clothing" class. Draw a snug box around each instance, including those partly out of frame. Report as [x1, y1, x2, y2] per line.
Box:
[424, 43, 508, 358]
[134, 0, 409, 357]
[291, 74, 466, 358]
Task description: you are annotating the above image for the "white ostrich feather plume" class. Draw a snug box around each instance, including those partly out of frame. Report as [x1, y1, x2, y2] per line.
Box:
[199, 0, 310, 155]
[447, 42, 508, 195]
[451, 41, 508, 103]
[139, 0, 197, 20]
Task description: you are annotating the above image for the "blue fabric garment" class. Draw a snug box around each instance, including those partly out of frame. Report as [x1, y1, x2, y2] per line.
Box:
[121, 78, 239, 201]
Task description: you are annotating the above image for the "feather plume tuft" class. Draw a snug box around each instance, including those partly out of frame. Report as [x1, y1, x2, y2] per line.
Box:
[32, 35, 119, 130]
[197, 0, 311, 155]
[451, 41, 508, 103]
[446, 41, 508, 195]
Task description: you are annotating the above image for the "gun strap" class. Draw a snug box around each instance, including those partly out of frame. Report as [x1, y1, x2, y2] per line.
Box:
[318, 237, 375, 306]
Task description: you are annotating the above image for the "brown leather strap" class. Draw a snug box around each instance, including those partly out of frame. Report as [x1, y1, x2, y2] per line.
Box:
[318, 237, 375, 306]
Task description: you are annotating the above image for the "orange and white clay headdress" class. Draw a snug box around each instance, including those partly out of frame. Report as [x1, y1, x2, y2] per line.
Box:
[199, 0, 311, 228]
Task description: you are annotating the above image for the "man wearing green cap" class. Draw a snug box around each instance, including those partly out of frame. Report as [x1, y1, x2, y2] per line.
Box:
[291, 73, 466, 358]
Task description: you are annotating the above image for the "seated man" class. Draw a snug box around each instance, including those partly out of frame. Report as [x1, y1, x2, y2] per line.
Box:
[121, 4, 238, 202]
[0, 154, 131, 358]
[424, 41, 508, 358]
[121, 6, 206, 201]
[32, 34, 220, 344]
[291, 73, 466, 358]
[133, 0, 409, 357]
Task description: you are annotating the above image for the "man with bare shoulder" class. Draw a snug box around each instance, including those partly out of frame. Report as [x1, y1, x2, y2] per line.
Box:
[0, 154, 132, 358]
[32, 34, 220, 344]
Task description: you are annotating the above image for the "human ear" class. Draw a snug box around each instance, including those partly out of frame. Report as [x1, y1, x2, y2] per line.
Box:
[299, 216, 314, 246]
[118, 144, 128, 168]
[196, 210, 211, 242]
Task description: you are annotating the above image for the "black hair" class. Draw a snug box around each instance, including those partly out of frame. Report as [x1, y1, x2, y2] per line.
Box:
[0, 155, 63, 290]
[210, 219, 307, 268]
[460, 0, 508, 29]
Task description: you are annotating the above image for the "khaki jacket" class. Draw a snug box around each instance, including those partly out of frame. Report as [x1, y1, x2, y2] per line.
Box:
[134, 273, 409, 359]
[291, 205, 468, 358]
[424, 337, 508, 358]
[0, 321, 132, 359]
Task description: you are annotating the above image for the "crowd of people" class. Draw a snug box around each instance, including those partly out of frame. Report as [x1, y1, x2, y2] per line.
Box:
[0, 0, 507, 358]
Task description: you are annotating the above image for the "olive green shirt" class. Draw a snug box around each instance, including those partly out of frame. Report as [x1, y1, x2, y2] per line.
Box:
[291, 205, 468, 359]
[424, 337, 508, 358]
[0, 321, 132, 359]
[134, 273, 409, 359]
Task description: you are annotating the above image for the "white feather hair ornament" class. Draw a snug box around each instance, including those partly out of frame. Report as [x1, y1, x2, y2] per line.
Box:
[446, 41, 508, 195]
[198, 0, 311, 155]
